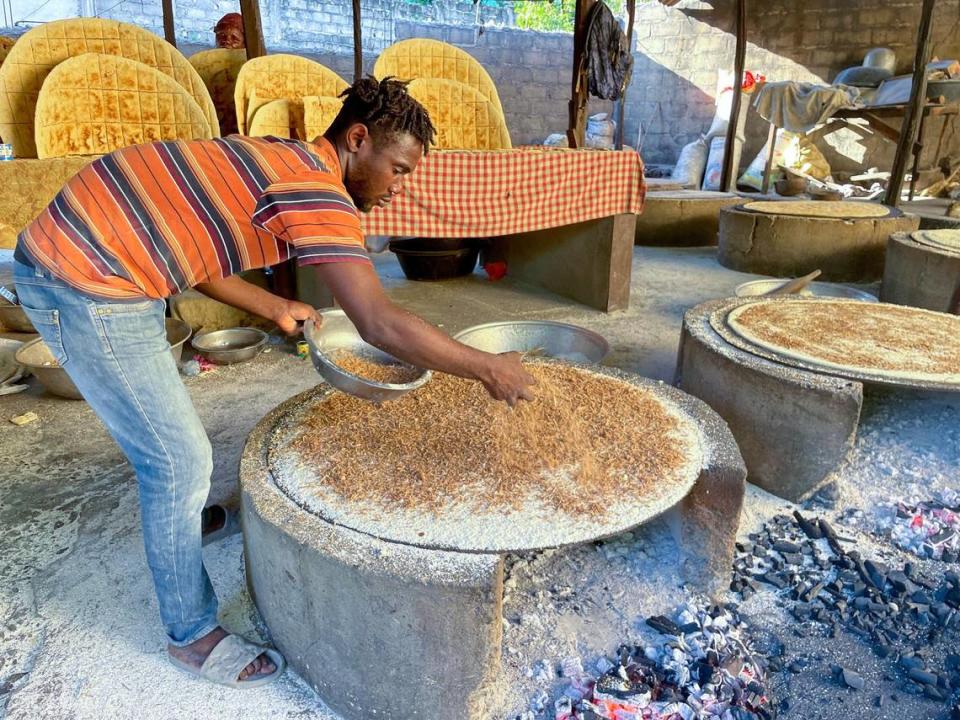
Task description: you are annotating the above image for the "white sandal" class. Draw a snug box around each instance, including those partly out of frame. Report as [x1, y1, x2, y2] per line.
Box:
[169, 634, 286, 689]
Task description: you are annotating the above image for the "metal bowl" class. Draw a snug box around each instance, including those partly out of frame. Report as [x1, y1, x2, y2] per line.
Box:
[0, 285, 36, 333]
[15, 319, 202, 399]
[0, 338, 25, 385]
[191, 327, 267, 365]
[453, 320, 610, 364]
[304, 309, 430, 402]
[15, 338, 84, 399]
[165, 318, 192, 365]
[735, 279, 878, 302]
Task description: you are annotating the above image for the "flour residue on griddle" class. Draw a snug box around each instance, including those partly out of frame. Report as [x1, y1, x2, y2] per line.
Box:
[284, 362, 700, 519]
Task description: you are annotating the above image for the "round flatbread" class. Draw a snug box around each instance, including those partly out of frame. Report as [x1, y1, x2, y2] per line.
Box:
[726, 300, 960, 384]
[911, 229, 960, 254]
[741, 200, 892, 219]
[267, 362, 704, 553]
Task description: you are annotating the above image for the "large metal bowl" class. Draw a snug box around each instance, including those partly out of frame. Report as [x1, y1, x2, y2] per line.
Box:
[16, 319, 201, 399]
[735, 279, 878, 302]
[15, 338, 84, 399]
[0, 285, 36, 333]
[453, 320, 610, 364]
[304, 309, 430, 402]
[191, 327, 267, 365]
[166, 318, 192, 365]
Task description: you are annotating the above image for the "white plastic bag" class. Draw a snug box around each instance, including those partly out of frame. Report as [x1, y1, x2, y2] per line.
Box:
[702, 135, 742, 191]
[672, 136, 709, 188]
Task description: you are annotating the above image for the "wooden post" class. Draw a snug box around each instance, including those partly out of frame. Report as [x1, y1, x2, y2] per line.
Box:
[239, 0, 267, 59]
[352, 0, 362, 82]
[567, 0, 597, 148]
[614, 0, 636, 150]
[161, 0, 176, 47]
[884, 0, 936, 207]
[720, 0, 746, 192]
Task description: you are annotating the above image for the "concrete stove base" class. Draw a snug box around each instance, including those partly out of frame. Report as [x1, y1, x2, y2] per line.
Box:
[239, 378, 746, 719]
[634, 191, 740, 247]
[881, 232, 960, 313]
[676, 298, 864, 502]
[717, 205, 918, 281]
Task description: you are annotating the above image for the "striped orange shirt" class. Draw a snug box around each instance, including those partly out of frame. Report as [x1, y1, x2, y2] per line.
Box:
[16, 135, 370, 300]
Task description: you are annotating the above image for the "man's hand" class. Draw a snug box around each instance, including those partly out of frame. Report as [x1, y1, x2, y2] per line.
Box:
[478, 352, 537, 407]
[271, 299, 322, 336]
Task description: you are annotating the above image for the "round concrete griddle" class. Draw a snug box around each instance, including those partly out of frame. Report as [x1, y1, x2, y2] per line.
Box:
[265, 364, 706, 554]
[881, 232, 960, 312]
[707, 297, 960, 393]
[910, 229, 960, 254]
[739, 200, 896, 219]
[717, 202, 918, 282]
[634, 190, 739, 247]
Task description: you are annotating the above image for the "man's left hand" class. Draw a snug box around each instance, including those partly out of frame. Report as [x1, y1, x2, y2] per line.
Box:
[273, 299, 322, 336]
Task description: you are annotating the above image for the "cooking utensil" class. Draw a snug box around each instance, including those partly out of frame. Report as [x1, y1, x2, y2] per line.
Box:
[453, 320, 610, 364]
[191, 327, 267, 365]
[304, 310, 430, 402]
[765, 270, 822, 296]
[735, 278, 877, 302]
[0, 285, 36, 333]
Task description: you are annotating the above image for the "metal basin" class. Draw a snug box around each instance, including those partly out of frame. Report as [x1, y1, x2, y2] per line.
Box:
[166, 318, 192, 365]
[304, 309, 430, 402]
[0, 285, 36, 333]
[16, 320, 199, 399]
[191, 327, 267, 365]
[453, 320, 610, 364]
[735, 279, 878, 302]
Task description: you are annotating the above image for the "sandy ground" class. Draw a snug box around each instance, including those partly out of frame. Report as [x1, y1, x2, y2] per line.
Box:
[1, 246, 958, 719]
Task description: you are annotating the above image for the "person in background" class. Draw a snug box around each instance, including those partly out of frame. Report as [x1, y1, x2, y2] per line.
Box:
[214, 12, 245, 50]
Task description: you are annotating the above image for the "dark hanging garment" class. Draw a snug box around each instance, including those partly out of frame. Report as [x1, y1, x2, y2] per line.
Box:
[583, 2, 633, 101]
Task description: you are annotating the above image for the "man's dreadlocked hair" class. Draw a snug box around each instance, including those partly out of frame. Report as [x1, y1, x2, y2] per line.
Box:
[326, 76, 436, 154]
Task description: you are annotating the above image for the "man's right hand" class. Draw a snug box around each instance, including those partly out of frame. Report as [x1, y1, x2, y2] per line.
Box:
[479, 352, 536, 407]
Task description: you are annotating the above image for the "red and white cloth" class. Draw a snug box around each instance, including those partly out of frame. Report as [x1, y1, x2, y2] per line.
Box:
[362, 147, 645, 238]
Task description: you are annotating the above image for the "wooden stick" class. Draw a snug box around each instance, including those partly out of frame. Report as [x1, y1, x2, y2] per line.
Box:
[720, 0, 747, 192]
[614, 0, 636, 150]
[884, 0, 936, 207]
[567, 0, 597, 148]
[352, 0, 362, 82]
[239, 0, 267, 59]
[161, 0, 176, 47]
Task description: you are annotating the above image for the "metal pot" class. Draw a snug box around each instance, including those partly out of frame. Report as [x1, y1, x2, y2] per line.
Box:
[863, 47, 896, 74]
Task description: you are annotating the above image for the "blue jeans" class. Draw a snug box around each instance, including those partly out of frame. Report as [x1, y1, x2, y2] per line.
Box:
[13, 259, 219, 647]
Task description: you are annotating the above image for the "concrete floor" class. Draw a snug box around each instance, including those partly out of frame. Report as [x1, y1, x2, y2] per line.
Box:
[0, 247, 957, 719]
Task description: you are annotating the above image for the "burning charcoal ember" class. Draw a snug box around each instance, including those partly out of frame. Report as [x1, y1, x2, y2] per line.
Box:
[530, 604, 772, 719]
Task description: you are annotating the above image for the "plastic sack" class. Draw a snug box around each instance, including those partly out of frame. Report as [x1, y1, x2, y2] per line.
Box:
[671, 136, 709, 188]
[702, 135, 742, 191]
[738, 129, 797, 190]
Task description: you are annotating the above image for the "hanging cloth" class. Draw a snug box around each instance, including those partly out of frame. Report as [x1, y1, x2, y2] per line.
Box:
[583, 2, 633, 101]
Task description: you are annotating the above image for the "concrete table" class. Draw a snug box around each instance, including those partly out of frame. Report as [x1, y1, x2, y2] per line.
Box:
[240, 367, 746, 720]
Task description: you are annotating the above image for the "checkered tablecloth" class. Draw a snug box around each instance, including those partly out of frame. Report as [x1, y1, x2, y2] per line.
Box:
[361, 147, 645, 238]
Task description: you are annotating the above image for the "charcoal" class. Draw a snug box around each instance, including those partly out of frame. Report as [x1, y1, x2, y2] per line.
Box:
[900, 655, 923, 671]
[947, 654, 960, 671]
[887, 571, 918, 596]
[945, 550, 958, 563]
[794, 511, 823, 539]
[864, 560, 888, 589]
[773, 540, 801, 554]
[842, 668, 865, 690]
[911, 590, 932, 605]
[924, 684, 945, 700]
[646, 615, 682, 636]
[907, 667, 938, 685]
